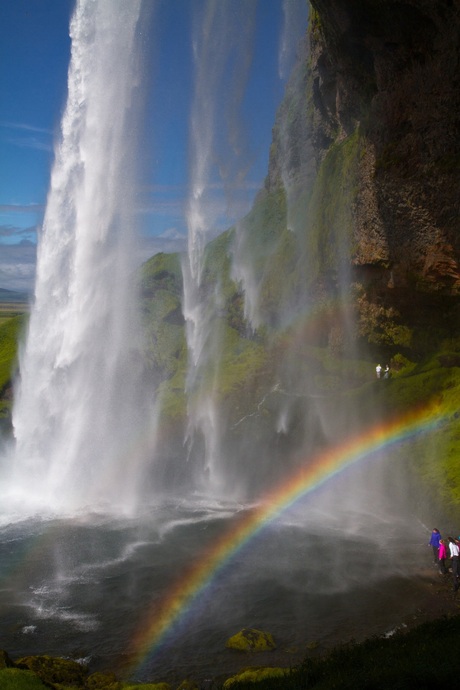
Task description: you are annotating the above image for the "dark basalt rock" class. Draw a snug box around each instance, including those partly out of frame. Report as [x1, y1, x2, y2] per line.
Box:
[307, 0, 460, 296]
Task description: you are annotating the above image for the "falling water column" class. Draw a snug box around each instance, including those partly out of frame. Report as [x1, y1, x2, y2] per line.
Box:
[9, 0, 150, 515]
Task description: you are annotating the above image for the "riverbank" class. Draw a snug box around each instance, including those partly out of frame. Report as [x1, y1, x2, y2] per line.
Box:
[323, 563, 460, 649]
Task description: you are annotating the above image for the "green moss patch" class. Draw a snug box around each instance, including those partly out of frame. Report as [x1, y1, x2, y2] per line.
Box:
[122, 684, 171, 690]
[15, 655, 87, 687]
[0, 668, 50, 689]
[307, 131, 362, 275]
[0, 315, 26, 392]
[226, 628, 276, 653]
[223, 667, 287, 689]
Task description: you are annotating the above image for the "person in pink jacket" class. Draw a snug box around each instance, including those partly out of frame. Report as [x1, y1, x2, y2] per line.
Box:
[438, 539, 448, 574]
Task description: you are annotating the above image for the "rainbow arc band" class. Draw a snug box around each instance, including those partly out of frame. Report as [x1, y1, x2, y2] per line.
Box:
[124, 400, 445, 676]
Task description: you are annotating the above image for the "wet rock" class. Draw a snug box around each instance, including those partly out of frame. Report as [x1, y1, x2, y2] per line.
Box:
[15, 655, 88, 687]
[86, 670, 122, 689]
[308, 0, 460, 296]
[225, 628, 276, 652]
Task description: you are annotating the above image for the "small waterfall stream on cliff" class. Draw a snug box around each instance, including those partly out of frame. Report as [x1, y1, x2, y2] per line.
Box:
[0, 0, 437, 684]
[181, 0, 258, 494]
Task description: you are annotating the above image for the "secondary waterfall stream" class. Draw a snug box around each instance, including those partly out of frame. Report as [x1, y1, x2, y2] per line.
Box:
[181, 0, 258, 493]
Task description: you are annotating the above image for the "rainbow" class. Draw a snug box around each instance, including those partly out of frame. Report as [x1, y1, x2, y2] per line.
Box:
[124, 399, 445, 676]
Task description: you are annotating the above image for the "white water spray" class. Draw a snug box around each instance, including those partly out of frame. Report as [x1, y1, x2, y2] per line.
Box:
[182, 0, 256, 492]
[6, 0, 151, 515]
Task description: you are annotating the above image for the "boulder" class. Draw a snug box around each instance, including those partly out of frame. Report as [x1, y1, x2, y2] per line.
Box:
[15, 655, 88, 686]
[225, 628, 276, 652]
[86, 670, 122, 689]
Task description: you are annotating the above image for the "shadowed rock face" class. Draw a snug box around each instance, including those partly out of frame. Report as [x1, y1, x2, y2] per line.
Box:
[305, 0, 460, 296]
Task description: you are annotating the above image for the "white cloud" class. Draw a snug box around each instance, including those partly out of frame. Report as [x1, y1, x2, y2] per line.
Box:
[0, 231, 188, 293]
[0, 204, 44, 214]
[158, 227, 187, 241]
[0, 223, 38, 241]
[138, 230, 188, 263]
[6, 136, 53, 152]
[0, 121, 53, 135]
[0, 241, 36, 293]
[0, 121, 54, 152]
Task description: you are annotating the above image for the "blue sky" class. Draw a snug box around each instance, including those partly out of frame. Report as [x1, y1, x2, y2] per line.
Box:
[0, 0, 308, 292]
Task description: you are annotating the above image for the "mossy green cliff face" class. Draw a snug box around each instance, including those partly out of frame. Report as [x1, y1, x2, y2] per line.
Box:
[303, 0, 460, 516]
[136, 2, 460, 515]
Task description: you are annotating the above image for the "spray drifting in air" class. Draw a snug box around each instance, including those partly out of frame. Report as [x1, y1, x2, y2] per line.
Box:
[181, 0, 256, 492]
[6, 0, 152, 515]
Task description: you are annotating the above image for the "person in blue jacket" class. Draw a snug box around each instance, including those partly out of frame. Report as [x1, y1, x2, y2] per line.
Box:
[429, 528, 442, 564]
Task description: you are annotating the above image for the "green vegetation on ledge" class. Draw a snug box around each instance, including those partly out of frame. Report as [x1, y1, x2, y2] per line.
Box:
[307, 131, 362, 274]
[0, 313, 27, 421]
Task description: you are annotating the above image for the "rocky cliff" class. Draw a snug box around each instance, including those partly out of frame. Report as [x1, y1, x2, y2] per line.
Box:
[267, 0, 460, 348]
[314, 0, 460, 288]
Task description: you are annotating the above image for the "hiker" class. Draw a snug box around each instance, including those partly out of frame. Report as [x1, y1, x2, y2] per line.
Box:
[447, 537, 460, 591]
[383, 364, 390, 379]
[438, 539, 448, 574]
[376, 364, 382, 379]
[428, 528, 442, 564]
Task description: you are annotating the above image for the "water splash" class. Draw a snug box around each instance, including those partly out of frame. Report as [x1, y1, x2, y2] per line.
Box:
[6, 0, 152, 516]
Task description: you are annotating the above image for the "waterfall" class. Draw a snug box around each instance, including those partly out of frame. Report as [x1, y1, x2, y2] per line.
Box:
[6, 0, 152, 515]
[181, 0, 256, 494]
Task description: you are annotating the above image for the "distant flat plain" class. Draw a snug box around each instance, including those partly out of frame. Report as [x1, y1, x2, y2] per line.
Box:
[0, 290, 29, 326]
